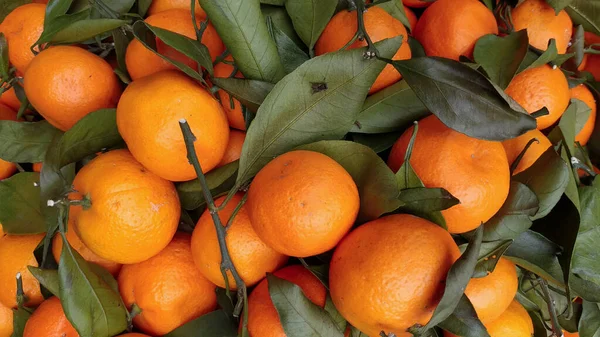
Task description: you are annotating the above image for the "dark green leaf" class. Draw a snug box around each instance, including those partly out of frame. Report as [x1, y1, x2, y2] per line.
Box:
[376, 0, 412, 32]
[580, 300, 600, 337]
[519, 40, 559, 71]
[391, 57, 537, 141]
[11, 306, 32, 337]
[267, 274, 344, 337]
[566, 0, 600, 36]
[483, 181, 539, 241]
[36, 9, 92, 46]
[514, 148, 570, 220]
[324, 296, 347, 333]
[546, 0, 574, 14]
[297, 140, 402, 223]
[44, 0, 73, 22]
[438, 295, 490, 337]
[473, 30, 529, 89]
[261, 0, 286, 6]
[0, 120, 62, 163]
[350, 132, 401, 153]
[58, 236, 128, 337]
[112, 28, 131, 82]
[261, 4, 305, 48]
[96, 0, 135, 14]
[408, 36, 426, 58]
[350, 326, 368, 337]
[397, 187, 460, 213]
[410, 226, 483, 334]
[0, 0, 31, 22]
[267, 18, 310, 74]
[572, 99, 593, 136]
[164, 310, 238, 337]
[177, 161, 239, 210]
[0, 173, 45, 234]
[470, 240, 513, 278]
[284, 0, 337, 50]
[51, 18, 129, 44]
[212, 77, 274, 113]
[27, 267, 60, 297]
[352, 80, 429, 134]
[137, 0, 152, 17]
[237, 37, 401, 184]
[571, 180, 600, 289]
[200, 0, 286, 82]
[0, 33, 9, 79]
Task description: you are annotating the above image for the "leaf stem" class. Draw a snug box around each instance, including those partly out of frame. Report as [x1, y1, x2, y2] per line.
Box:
[179, 119, 247, 317]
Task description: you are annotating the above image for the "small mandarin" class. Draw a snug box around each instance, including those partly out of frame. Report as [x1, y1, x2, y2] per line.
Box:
[405, 5, 418, 31]
[563, 331, 579, 337]
[22, 297, 78, 337]
[511, 0, 573, 53]
[570, 84, 597, 146]
[403, 0, 433, 8]
[213, 59, 246, 130]
[502, 129, 553, 175]
[0, 3, 45, 74]
[0, 103, 17, 180]
[147, 0, 206, 17]
[445, 300, 533, 337]
[0, 304, 12, 337]
[218, 130, 246, 167]
[0, 86, 21, 111]
[32, 162, 42, 173]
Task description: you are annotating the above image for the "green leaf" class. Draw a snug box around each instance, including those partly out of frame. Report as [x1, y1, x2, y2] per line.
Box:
[324, 296, 347, 333]
[284, 0, 337, 50]
[137, 0, 152, 17]
[236, 37, 401, 184]
[546, 0, 574, 14]
[27, 267, 60, 298]
[58, 235, 128, 337]
[410, 226, 483, 334]
[262, 0, 286, 5]
[296, 140, 402, 223]
[164, 310, 238, 337]
[131, 21, 205, 83]
[519, 40, 559, 71]
[11, 306, 32, 337]
[438, 295, 490, 337]
[212, 77, 274, 113]
[352, 80, 429, 134]
[376, 0, 412, 32]
[514, 148, 570, 220]
[177, 161, 239, 210]
[483, 181, 539, 241]
[200, 0, 286, 82]
[267, 18, 310, 74]
[471, 240, 513, 278]
[36, 9, 92, 46]
[350, 326, 369, 337]
[112, 28, 131, 82]
[580, 300, 600, 337]
[94, 0, 135, 14]
[566, 0, 600, 36]
[391, 57, 537, 141]
[473, 30, 529, 89]
[0, 173, 45, 234]
[50, 18, 129, 44]
[0, 33, 9, 79]
[350, 132, 401, 154]
[397, 187, 460, 213]
[571, 180, 600, 289]
[267, 274, 344, 337]
[0, 120, 62, 163]
[572, 99, 593, 136]
[261, 4, 305, 48]
[0, 0, 31, 22]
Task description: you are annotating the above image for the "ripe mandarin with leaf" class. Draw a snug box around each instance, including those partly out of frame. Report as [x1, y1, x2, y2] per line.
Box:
[22, 297, 78, 337]
[147, 0, 206, 16]
[0, 3, 45, 74]
[0, 103, 17, 179]
[570, 84, 597, 146]
[213, 57, 246, 130]
[502, 129, 553, 175]
[511, 0, 573, 53]
[218, 129, 246, 167]
[445, 300, 534, 337]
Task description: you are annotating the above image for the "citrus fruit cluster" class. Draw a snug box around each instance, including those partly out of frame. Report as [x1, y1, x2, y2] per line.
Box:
[0, 0, 598, 336]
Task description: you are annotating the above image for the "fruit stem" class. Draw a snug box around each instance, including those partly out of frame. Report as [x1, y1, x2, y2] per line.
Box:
[355, 0, 379, 59]
[536, 276, 564, 337]
[15, 272, 28, 307]
[179, 119, 247, 318]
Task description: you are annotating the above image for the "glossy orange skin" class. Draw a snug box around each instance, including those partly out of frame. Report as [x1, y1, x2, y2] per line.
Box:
[571, 84, 597, 146]
[583, 32, 600, 81]
[315, 6, 411, 94]
[117, 70, 229, 181]
[464, 258, 518, 323]
[247, 265, 326, 337]
[192, 193, 288, 289]
[0, 86, 21, 111]
[0, 4, 45, 74]
[563, 331, 579, 337]
[403, 0, 433, 8]
[388, 115, 510, 233]
[70, 150, 180, 264]
[0, 304, 12, 337]
[445, 300, 533, 337]
[147, 0, 206, 17]
[52, 228, 122, 276]
[414, 0, 498, 60]
[405, 5, 418, 31]
[502, 129, 552, 175]
[0, 234, 45, 308]
[32, 162, 42, 173]
[505, 65, 570, 130]
[511, 0, 572, 54]
[213, 60, 246, 130]
[0, 103, 17, 180]
[330, 214, 461, 337]
[24, 46, 122, 131]
[218, 130, 246, 167]
[125, 9, 224, 80]
[0, 224, 3, 237]
[22, 297, 78, 337]
[118, 233, 218, 336]
[247, 150, 360, 257]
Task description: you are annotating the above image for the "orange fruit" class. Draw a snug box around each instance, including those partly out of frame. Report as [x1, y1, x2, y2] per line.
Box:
[247, 150, 359, 257]
[388, 115, 510, 234]
[0, 224, 3, 237]
[213, 59, 246, 130]
[147, 0, 206, 17]
[0, 86, 21, 111]
[247, 265, 327, 337]
[52, 228, 122, 276]
[315, 6, 411, 94]
[403, 0, 433, 8]
[192, 193, 288, 289]
[0, 234, 45, 308]
[502, 129, 553, 175]
[22, 297, 78, 337]
[69, 149, 180, 264]
[511, 0, 573, 54]
[329, 214, 461, 337]
[505, 65, 570, 130]
[570, 84, 597, 145]
[118, 233, 218, 335]
[0, 3, 45, 74]
[563, 331, 579, 337]
[445, 300, 533, 337]
[464, 257, 518, 323]
[117, 70, 229, 181]
[218, 130, 246, 167]
[125, 9, 224, 80]
[583, 32, 600, 81]
[413, 0, 498, 60]
[0, 304, 13, 337]
[0, 103, 17, 180]
[405, 5, 418, 31]
[32, 162, 42, 173]
[24, 46, 122, 131]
